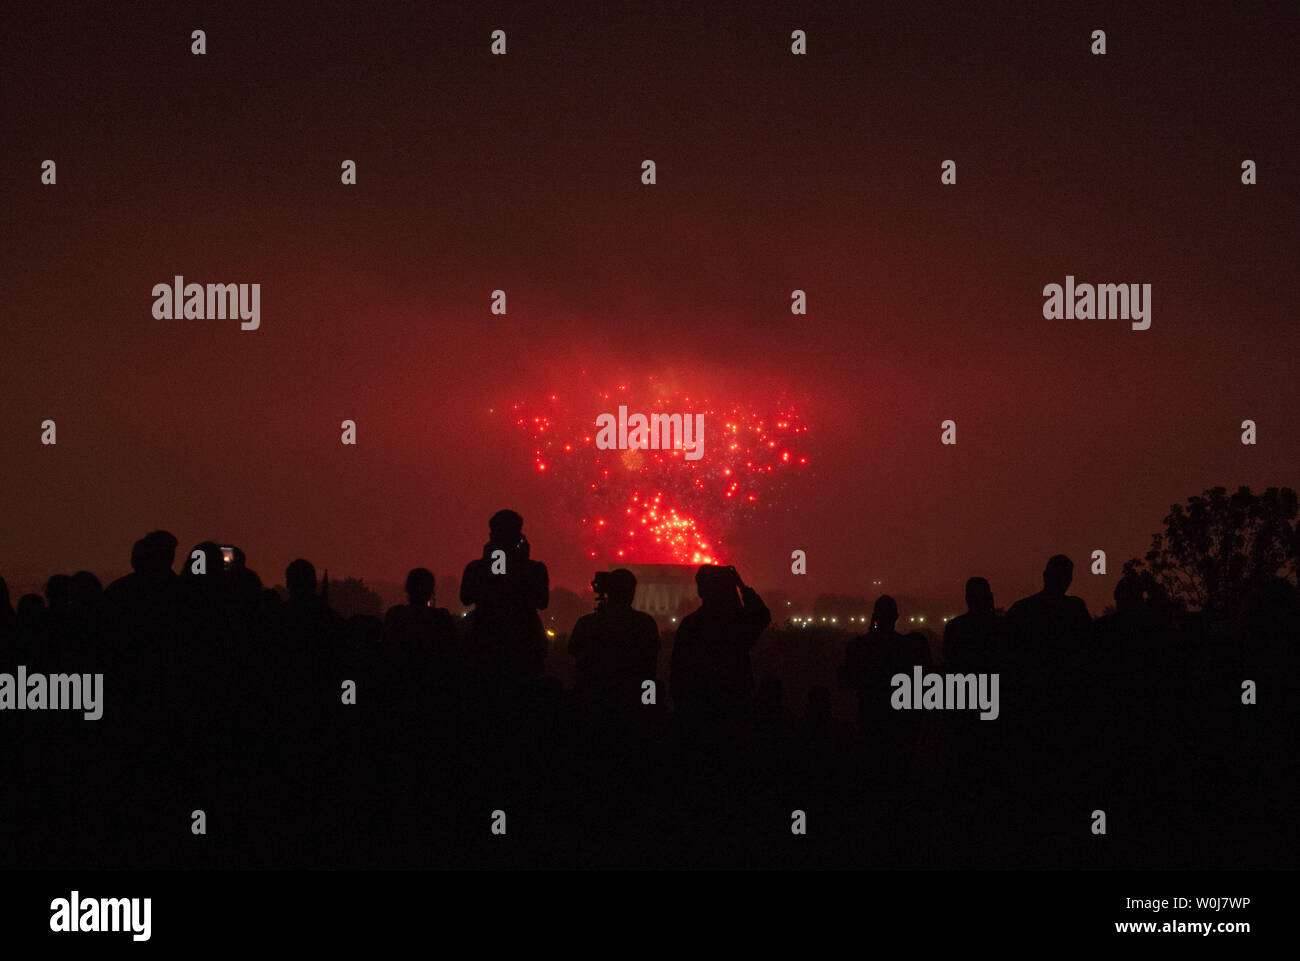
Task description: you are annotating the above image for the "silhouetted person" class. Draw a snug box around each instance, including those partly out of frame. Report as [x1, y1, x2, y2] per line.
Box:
[281, 559, 345, 658]
[1006, 554, 1091, 677]
[1092, 571, 1136, 663]
[44, 574, 71, 617]
[941, 578, 1008, 798]
[269, 558, 347, 835]
[16, 593, 46, 636]
[277, 558, 346, 683]
[69, 571, 103, 618]
[842, 592, 935, 863]
[385, 568, 454, 646]
[180, 540, 230, 618]
[382, 567, 457, 707]
[1004, 555, 1093, 849]
[840, 595, 932, 728]
[286, 558, 320, 610]
[1096, 570, 1173, 672]
[104, 530, 181, 620]
[670, 565, 770, 724]
[7, 592, 42, 663]
[64, 571, 104, 664]
[569, 568, 660, 723]
[943, 577, 1005, 674]
[221, 545, 263, 625]
[460, 510, 550, 709]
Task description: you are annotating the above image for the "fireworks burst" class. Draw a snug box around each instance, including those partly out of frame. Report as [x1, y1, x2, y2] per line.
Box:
[498, 373, 810, 564]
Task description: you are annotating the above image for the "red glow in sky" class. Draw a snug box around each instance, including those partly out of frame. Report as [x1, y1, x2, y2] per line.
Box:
[503, 373, 810, 564]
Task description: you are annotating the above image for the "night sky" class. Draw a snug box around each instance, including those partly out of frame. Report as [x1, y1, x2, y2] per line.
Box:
[3, 1, 1297, 613]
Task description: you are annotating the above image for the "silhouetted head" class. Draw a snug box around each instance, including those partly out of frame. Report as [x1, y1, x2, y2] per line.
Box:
[1114, 571, 1144, 614]
[44, 574, 72, 614]
[132, 530, 178, 575]
[405, 567, 436, 606]
[0, 576, 10, 618]
[17, 594, 45, 621]
[69, 571, 103, 612]
[604, 568, 637, 607]
[695, 564, 740, 605]
[870, 595, 899, 632]
[965, 576, 995, 615]
[129, 538, 149, 573]
[184, 541, 226, 586]
[1042, 555, 1074, 595]
[285, 559, 317, 603]
[488, 509, 524, 546]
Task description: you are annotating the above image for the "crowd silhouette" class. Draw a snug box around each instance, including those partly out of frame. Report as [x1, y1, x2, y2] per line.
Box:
[1, 509, 1296, 869]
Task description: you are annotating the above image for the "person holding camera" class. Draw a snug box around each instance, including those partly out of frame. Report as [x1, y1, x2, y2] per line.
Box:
[568, 568, 660, 724]
[669, 564, 771, 726]
[459, 510, 550, 711]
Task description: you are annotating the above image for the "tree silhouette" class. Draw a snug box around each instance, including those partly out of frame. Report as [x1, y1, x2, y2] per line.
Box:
[327, 576, 385, 619]
[1124, 485, 1299, 616]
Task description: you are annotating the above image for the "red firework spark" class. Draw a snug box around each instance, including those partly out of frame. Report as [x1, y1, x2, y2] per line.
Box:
[498, 374, 810, 564]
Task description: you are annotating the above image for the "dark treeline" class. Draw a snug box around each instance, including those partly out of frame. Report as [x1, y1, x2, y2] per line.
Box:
[1, 507, 1296, 869]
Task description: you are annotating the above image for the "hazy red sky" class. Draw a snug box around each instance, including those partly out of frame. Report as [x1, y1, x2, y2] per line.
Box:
[3, 1, 1297, 614]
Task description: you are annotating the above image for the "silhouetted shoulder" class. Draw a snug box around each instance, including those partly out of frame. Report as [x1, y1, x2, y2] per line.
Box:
[902, 630, 932, 668]
[459, 559, 485, 606]
[568, 610, 599, 655]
